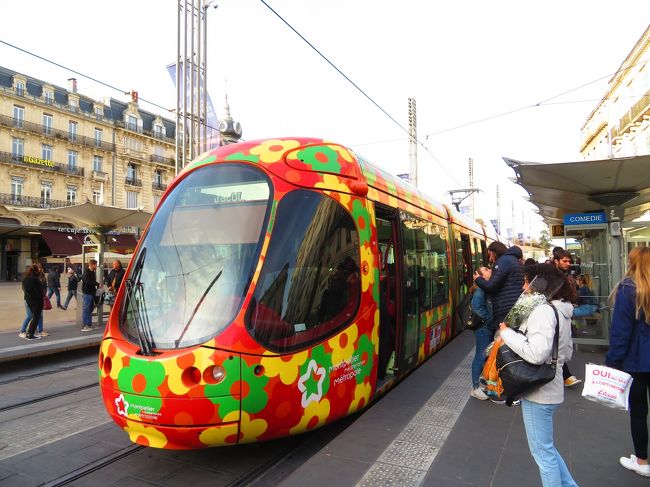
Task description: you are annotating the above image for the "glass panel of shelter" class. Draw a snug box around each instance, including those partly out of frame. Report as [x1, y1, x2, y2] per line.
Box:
[563, 224, 610, 345]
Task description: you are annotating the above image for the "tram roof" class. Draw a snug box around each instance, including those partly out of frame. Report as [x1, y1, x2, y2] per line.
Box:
[505, 154, 650, 224]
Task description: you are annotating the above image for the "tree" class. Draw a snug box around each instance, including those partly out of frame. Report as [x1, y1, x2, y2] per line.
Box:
[538, 229, 552, 255]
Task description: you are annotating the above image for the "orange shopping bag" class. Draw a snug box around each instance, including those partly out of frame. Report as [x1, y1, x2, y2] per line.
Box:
[481, 337, 504, 398]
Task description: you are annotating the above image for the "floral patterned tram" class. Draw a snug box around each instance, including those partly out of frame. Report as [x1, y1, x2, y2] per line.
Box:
[99, 137, 498, 449]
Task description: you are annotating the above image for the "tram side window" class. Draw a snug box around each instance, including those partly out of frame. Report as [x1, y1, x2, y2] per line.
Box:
[473, 237, 484, 271]
[429, 226, 449, 306]
[246, 190, 361, 353]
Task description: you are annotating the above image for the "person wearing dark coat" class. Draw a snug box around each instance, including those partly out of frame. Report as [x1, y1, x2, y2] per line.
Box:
[46, 266, 63, 309]
[474, 244, 525, 325]
[605, 247, 650, 478]
[22, 264, 45, 340]
[81, 259, 99, 331]
[62, 268, 79, 310]
[105, 260, 126, 294]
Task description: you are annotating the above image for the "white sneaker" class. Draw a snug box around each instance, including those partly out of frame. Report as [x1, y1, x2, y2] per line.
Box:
[470, 388, 489, 400]
[620, 455, 650, 477]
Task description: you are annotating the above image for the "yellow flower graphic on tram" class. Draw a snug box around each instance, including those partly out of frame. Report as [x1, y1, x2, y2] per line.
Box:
[328, 324, 358, 365]
[315, 174, 351, 207]
[360, 245, 374, 293]
[260, 350, 308, 385]
[199, 411, 241, 446]
[250, 139, 301, 164]
[348, 382, 372, 414]
[325, 143, 355, 163]
[289, 399, 331, 435]
[371, 309, 380, 354]
[238, 412, 269, 444]
[124, 420, 168, 448]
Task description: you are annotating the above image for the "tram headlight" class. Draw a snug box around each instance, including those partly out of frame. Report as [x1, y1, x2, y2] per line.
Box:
[206, 365, 226, 384]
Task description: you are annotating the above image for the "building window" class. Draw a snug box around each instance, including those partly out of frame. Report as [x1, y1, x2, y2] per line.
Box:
[68, 150, 77, 169]
[11, 177, 24, 203]
[15, 81, 25, 96]
[67, 186, 77, 204]
[12, 137, 24, 159]
[68, 121, 78, 141]
[42, 144, 53, 161]
[13, 105, 24, 128]
[44, 91, 54, 104]
[153, 123, 165, 139]
[69, 98, 78, 110]
[127, 115, 138, 132]
[153, 195, 161, 209]
[41, 181, 52, 207]
[153, 169, 163, 185]
[95, 107, 103, 119]
[127, 163, 137, 182]
[94, 128, 103, 147]
[126, 191, 138, 209]
[93, 155, 103, 172]
[92, 189, 102, 204]
[43, 113, 53, 135]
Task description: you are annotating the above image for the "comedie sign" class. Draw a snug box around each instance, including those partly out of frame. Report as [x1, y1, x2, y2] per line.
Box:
[563, 212, 607, 225]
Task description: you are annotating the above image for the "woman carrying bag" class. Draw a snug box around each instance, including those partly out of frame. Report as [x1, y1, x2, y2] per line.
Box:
[498, 263, 578, 487]
[605, 247, 650, 478]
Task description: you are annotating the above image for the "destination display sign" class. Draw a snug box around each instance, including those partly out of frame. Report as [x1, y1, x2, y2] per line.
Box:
[563, 212, 607, 225]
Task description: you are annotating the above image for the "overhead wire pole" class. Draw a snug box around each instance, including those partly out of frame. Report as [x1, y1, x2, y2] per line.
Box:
[408, 97, 418, 187]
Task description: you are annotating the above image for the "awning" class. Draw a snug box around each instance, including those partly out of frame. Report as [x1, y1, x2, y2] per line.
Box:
[504, 155, 650, 224]
[41, 230, 84, 256]
[105, 233, 139, 254]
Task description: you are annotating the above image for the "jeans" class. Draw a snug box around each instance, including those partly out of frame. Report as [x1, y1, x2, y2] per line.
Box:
[472, 326, 493, 388]
[572, 304, 598, 318]
[629, 372, 650, 459]
[63, 290, 77, 309]
[521, 400, 578, 487]
[82, 293, 95, 327]
[20, 302, 43, 333]
[47, 286, 61, 307]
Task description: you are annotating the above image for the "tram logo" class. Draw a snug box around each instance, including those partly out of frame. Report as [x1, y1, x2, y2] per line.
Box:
[115, 393, 130, 417]
[298, 359, 326, 408]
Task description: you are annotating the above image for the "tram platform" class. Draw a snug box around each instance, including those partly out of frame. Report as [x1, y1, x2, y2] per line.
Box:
[0, 282, 103, 363]
[275, 332, 646, 487]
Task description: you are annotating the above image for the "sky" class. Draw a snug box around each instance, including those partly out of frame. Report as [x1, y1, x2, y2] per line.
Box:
[1, 1, 649, 239]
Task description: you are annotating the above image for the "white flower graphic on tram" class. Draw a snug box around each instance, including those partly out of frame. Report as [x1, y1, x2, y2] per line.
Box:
[298, 360, 326, 408]
[115, 393, 130, 417]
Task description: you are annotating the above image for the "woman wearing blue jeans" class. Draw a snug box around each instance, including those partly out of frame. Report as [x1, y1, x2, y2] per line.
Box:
[470, 267, 493, 401]
[499, 264, 579, 487]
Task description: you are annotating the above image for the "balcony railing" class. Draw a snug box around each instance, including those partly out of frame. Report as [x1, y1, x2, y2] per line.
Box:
[612, 87, 650, 139]
[92, 170, 109, 181]
[0, 151, 84, 177]
[125, 177, 142, 187]
[149, 154, 175, 167]
[0, 192, 74, 209]
[0, 114, 117, 152]
[152, 181, 167, 191]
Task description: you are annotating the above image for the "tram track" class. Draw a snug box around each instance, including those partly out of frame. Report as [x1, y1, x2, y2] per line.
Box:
[0, 382, 98, 412]
[0, 359, 97, 385]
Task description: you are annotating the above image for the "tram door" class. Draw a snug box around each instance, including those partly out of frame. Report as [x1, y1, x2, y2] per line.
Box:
[453, 232, 473, 336]
[375, 206, 400, 382]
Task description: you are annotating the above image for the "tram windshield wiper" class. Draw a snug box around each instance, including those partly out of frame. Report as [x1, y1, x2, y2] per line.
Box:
[123, 249, 156, 356]
[174, 269, 223, 348]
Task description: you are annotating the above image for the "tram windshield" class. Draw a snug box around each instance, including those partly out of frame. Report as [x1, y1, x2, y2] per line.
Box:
[120, 164, 271, 350]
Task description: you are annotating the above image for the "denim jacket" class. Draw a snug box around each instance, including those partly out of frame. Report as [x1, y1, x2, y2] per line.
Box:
[471, 287, 493, 329]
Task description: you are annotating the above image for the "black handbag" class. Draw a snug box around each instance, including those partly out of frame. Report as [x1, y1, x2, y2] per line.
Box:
[466, 310, 486, 330]
[496, 304, 559, 405]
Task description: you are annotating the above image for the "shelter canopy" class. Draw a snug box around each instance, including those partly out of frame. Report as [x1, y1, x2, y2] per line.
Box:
[504, 155, 650, 224]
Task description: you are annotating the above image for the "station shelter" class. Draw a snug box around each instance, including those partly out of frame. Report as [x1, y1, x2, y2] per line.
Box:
[505, 154, 650, 346]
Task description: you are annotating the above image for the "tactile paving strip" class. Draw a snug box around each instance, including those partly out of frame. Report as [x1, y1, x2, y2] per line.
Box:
[356, 351, 473, 486]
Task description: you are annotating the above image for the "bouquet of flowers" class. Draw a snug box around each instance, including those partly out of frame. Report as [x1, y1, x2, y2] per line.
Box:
[502, 276, 563, 330]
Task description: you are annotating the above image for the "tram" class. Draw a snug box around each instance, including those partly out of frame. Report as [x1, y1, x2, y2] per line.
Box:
[99, 137, 501, 449]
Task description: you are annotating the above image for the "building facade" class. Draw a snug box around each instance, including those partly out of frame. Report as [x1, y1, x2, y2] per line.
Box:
[0, 66, 177, 280]
[580, 26, 650, 160]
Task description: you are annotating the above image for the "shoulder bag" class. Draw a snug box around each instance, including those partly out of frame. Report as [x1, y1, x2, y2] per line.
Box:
[496, 303, 559, 404]
[466, 308, 486, 330]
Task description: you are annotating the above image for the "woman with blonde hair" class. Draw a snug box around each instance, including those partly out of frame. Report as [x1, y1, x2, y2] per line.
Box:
[605, 247, 650, 478]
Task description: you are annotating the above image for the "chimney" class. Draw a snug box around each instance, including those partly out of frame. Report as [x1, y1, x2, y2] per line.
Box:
[67, 78, 78, 93]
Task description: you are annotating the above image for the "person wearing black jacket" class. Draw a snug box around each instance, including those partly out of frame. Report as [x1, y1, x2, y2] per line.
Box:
[23, 264, 45, 340]
[46, 265, 63, 309]
[62, 268, 79, 310]
[105, 260, 125, 294]
[81, 259, 99, 331]
[474, 243, 525, 326]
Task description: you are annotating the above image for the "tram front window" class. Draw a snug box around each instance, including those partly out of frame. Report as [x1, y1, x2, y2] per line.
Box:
[120, 164, 271, 350]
